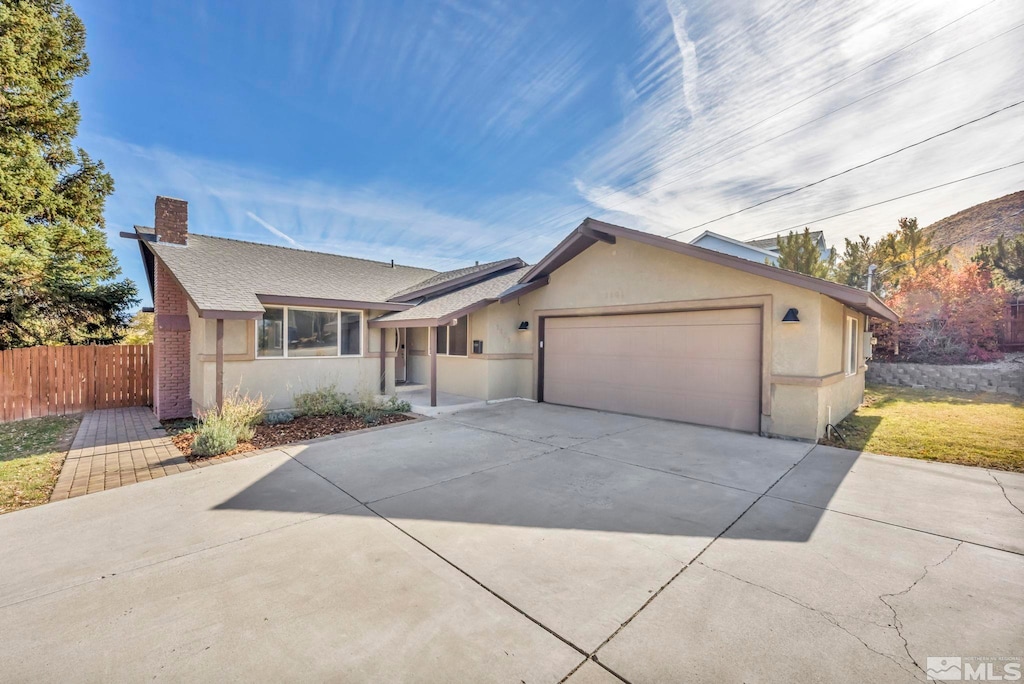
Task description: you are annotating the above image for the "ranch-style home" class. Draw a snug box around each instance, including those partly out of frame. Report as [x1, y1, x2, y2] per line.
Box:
[126, 196, 897, 441]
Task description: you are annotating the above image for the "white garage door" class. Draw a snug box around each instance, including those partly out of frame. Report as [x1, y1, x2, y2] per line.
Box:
[542, 308, 762, 432]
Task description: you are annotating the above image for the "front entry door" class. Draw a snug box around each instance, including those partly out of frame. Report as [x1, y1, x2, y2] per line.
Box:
[395, 329, 407, 383]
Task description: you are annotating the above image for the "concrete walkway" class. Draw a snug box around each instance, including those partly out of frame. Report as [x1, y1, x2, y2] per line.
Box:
[5, 401, 1021, 681]
[50, 407, 251, 501]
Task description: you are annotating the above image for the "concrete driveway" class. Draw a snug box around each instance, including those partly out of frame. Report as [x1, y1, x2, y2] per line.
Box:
[1, 401, 1022, 682]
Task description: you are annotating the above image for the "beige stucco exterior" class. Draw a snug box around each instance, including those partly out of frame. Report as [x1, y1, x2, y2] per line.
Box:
[185, 236, 871, 440]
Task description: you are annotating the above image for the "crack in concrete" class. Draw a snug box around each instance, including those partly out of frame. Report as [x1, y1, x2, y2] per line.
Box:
[878, 541, 964, 679]
[988, 471, 1024, 516]
[697, 561, 925, 681]
[586, 445, 816, 667]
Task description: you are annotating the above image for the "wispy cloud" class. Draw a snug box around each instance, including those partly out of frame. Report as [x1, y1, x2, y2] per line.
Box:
[246, 211, 301, 247]
[568, 0, 1024, 248]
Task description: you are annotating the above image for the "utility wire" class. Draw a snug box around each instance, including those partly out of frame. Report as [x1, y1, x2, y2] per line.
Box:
[663, 99, 1024, 239]
[606, 0, 1004, 203]
[461, 10, 1023, 260]
[738, 160, 1024, 242]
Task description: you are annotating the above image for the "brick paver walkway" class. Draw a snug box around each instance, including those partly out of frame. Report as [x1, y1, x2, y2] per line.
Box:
[51, 407, 260, 501]
[50, 407, 191, 500]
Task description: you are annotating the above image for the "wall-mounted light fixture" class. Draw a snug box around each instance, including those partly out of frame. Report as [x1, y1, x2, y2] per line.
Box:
[518, 321, 530, 330]
[782, 308, 800, 323]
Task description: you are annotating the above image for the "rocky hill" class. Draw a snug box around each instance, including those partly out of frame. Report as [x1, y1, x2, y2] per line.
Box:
[925, 189, 1024, 252]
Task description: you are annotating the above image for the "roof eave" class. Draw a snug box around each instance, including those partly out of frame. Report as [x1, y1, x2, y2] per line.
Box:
[256, 294, 413, 312]
[522, 218, 898, 322]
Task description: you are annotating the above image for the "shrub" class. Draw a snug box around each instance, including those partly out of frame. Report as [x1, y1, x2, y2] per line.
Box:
[379, 395, 412, 414]
[348, 392, 411, 424]
[264, 410, 295, 425]
[876, 263, 1007, 363]
[294, 386, 353, 416]
[192, 414, 238, 457]
[219, 391, 267, 441]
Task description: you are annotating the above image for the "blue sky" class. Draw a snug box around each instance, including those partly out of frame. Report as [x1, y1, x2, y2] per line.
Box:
[71, 0, 1024, 308]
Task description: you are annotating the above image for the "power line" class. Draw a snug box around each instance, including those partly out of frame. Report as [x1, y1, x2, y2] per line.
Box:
[662, 99, 1024, 239]
[460, 10, 1022, 260]
[738, 160, 1024, 242]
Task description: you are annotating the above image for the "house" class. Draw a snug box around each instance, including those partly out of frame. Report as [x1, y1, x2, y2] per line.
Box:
[690, 229, 832, 266]
[127, 196, 897, 441]
[689, 230, 781, 265]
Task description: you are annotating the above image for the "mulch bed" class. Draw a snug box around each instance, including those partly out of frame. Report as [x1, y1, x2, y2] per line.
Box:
[167, 413, 414, 461]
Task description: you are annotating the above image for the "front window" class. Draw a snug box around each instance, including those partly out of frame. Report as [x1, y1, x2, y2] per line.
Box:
[436, 316, 468, 356]
[257, 306, 362, 358]
[288, 309, 338, 357]
[257, 308, 285, 357]
[845, 316, 859, 375]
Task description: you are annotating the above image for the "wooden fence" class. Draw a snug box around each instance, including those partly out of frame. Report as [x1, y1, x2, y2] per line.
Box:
[1004, 298, 1024, 352]
[0, 345, 153, 422]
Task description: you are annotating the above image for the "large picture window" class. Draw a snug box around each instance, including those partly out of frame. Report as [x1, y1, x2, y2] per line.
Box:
[257, 306, 362, 358]
[435, 316, 468, 356]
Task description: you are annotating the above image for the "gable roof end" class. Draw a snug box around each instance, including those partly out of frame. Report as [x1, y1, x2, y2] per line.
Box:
[519, 218, 898, 323]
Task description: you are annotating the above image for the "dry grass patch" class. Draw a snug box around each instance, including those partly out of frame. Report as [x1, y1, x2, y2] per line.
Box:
[0, 416, 80, 514]
[822, 384, 1024, 472]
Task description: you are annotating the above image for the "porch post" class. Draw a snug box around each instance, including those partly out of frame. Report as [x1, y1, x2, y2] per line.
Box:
[215, 318, 224, 411]
[379, 328, 386, 394]
[429, 325, 437, 407]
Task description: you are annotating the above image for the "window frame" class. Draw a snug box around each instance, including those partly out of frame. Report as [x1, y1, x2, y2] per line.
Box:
[255, 305, 363, 359]
[435, 317, 469, 358]
[844, 315, 859, 376]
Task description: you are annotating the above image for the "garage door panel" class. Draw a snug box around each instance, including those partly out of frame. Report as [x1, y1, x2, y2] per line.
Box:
[543, 309, 761, 432]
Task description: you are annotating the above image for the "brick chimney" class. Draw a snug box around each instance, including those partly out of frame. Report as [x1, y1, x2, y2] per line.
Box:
[154, 196, 188, 244]
[152, 196, 192, 419]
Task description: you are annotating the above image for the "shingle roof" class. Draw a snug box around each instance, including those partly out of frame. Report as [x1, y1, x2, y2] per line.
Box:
[745, 230, 824, 250]
[388, 258, 525, 301]
[147, 234, 438, 315]
[372, 267, 530, 324]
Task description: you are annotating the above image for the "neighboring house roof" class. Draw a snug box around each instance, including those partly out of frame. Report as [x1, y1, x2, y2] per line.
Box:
[520, 219, 898, 322]
[144, 232, 438, 317]
[370, 267, 538, 328]
[388, 257, 526, 302]
[690, 230, 780, 260]
[745, 230, 825, 251]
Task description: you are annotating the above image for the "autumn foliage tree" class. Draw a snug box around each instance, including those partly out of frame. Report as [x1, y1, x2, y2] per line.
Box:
[876, 263, 1006, 363]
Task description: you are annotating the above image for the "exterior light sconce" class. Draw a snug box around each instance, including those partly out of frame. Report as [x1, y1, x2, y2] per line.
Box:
[518, 321, 530, 331]
[782, 308, 800, 323]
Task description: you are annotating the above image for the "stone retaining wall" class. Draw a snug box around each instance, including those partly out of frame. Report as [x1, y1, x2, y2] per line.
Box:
[866, 362, 1023, 396]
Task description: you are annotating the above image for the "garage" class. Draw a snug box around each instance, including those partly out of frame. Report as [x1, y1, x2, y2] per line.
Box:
[541, 308, 762, 432]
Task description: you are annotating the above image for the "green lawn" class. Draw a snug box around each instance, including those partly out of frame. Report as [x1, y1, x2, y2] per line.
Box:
[0, 415, 81, 514]
[823, 384, 1024, 472]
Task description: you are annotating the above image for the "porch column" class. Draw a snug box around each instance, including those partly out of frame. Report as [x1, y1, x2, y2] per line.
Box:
[215, 318, 224, 411]
[429, 325, 437, 407]
[379, 328, 386, 394]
